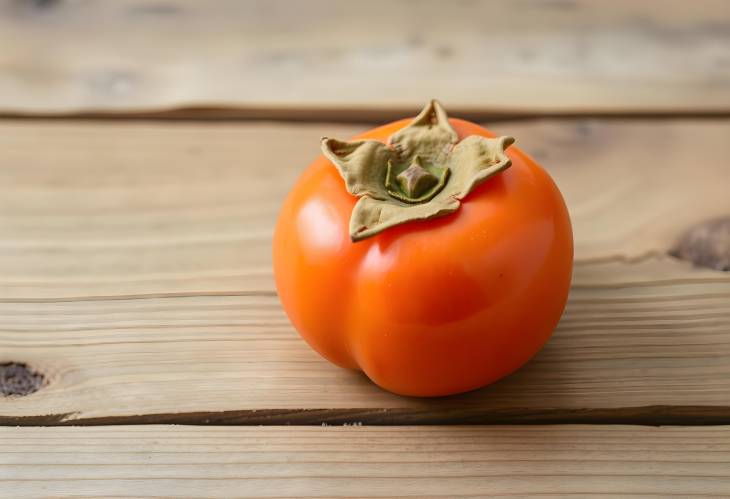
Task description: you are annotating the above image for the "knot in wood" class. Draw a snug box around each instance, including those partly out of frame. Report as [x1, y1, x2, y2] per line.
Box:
[0, 362, 45, 396]
[672, 217, 730, 271]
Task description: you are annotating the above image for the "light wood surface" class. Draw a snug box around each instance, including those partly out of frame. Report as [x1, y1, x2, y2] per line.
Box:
[1, 0, 729, 117]
[2, 3, 729, 493]
[2, 425, 730, 498]
[1, 119, 729, 424]
[1, 119, 728, 299]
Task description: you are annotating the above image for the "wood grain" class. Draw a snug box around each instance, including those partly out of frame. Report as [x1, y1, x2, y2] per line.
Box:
[2, 425, 730, 497]
[1, 119, 729, 424]
[1, 0, 729, 117]
[0, 119, 728, 299]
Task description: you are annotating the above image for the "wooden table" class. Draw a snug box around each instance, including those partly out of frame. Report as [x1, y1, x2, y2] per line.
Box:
[1, 1, 730, 497]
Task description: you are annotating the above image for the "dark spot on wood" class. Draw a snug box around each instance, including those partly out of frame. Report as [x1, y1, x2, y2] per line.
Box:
[672, 217, 730, 271]
[0, 362, 45, 396]
[434, 45, 454, 59]
[8, 0, 61, 16]
[15, 0, 60, 9]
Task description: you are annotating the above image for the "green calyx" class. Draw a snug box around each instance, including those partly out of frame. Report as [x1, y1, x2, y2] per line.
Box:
[385, 156, 450, 204]
[321, 100, 515, 242]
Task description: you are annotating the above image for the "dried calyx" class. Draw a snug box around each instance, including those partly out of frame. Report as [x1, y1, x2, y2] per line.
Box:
[321, 100, 514, 242]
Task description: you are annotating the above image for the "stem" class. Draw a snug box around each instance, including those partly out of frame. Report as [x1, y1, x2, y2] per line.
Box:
[385, 157, 451, 204]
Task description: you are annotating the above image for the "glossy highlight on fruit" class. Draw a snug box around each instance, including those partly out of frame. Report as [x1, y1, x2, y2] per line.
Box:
[273, 101, 573, 397]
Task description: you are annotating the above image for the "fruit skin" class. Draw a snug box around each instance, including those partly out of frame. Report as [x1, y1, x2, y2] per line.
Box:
[273, 118, 573, 397]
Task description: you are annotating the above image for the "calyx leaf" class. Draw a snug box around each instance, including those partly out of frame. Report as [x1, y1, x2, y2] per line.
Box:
[388, 99, 458, 164]
[349, 196, 460, 242]
[321, 138, 395, 200]
[321, 100, 514, 242]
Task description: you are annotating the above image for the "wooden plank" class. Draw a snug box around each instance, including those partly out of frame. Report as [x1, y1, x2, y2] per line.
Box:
[2, 260, 730, 425]
[1, 119, 729, 424]
[0, 119, 727, 299]
[1, 0, 729, 117]
[2, 425, 730, 498]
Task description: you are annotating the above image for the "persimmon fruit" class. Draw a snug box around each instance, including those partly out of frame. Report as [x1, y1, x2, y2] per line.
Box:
[273, 101, 573, 396]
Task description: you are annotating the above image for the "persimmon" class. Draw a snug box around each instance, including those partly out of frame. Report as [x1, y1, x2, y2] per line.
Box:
[273, 101, 573, 397]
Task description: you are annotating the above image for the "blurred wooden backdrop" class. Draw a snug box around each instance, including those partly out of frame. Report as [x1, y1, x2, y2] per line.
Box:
[1, 0, 729, 117]
[1, 1, 730, 497]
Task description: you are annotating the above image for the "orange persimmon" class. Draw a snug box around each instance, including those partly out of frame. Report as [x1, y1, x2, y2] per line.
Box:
[273, 101, 573, 397]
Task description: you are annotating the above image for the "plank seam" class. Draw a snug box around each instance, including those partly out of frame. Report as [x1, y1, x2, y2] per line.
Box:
[3, 406, 730, 427]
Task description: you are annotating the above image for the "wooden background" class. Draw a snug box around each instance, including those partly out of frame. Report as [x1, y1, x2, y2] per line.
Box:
[1, 0, 730, 497]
